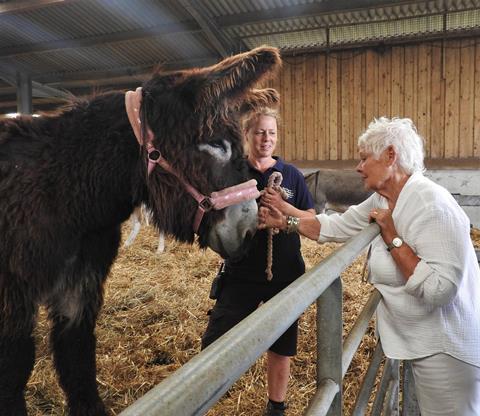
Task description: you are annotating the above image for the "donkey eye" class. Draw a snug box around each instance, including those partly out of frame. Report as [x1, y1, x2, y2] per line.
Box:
[210, 141, 226, 152]
[198, 140, 232, 164]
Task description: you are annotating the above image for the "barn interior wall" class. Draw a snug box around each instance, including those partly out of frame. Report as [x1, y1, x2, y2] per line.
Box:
[268, 37, 480, 164]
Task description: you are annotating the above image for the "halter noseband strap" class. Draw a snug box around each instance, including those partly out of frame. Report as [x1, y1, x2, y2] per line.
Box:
[125, 87, 260, 233]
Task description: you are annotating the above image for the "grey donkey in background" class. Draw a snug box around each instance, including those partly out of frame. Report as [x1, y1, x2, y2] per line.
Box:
[304, 169, 373, 214]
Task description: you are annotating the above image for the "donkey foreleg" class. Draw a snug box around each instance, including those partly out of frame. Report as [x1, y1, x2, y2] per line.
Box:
[0, 334, 35, 416]
[49, 228, 119, 416]
[50, 313, 107, 416]
[0, 286, 36, 416]
[124, 207, 142, 247]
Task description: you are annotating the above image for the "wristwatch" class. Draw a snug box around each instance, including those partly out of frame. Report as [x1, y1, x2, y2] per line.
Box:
[387, 236, 403, 251]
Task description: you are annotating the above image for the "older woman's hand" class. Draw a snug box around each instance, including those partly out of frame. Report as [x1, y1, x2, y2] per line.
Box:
[369, 208, 397, 243]
[258, 204, 285, 230]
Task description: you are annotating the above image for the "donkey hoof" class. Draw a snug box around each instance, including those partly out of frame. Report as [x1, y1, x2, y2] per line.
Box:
[69, 401, 108, 416]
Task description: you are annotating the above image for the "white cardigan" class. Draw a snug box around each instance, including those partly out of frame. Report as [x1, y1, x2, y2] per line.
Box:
[317, 172, 480, 366]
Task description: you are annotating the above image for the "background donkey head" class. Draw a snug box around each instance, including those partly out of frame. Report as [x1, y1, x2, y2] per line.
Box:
[138, 46, 281, 258]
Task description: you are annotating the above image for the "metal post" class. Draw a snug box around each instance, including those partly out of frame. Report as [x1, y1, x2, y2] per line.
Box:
[402, 361, 420, 416]
[352, 341, 384, 416]
[16, 71, 32, 115]
[383, 360, 399, 416]
[371, 358, 396, 415]
[342, 290, 381, 377]
[315, 278, 343, 416]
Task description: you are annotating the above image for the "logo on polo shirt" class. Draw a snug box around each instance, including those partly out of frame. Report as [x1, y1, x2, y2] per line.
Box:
[281, 187, 294, 199]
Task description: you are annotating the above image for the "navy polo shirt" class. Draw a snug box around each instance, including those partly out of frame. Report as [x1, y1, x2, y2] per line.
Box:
[225, 157, 314, 283]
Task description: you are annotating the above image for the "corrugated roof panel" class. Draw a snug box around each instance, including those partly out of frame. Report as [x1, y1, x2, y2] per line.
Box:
[202, 0, 316, 18]
[3, 31, 216, 78]
[0, 0, 192, 48]
[0, 13, 62, 46]
[217, 0, 480, 29]
[111, 41, 170, 65]
[225, 1, 480, 50]
[2, 54, 59, 75]
[223, 3, 453, 37]
[225, 16, 321, 38]
[11, 49, 98, 74]
[330, 15, 444, 45]
[242, 28, 327, 50]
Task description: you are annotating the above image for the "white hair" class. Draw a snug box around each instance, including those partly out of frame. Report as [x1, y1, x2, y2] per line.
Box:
[358, 117, 425, 174]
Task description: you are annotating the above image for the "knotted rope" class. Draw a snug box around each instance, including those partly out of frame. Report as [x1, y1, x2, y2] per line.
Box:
[265, 171, 288, 281]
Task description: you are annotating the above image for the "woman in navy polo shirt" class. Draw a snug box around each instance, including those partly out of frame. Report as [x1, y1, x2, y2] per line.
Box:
[201, 107, 315, 416]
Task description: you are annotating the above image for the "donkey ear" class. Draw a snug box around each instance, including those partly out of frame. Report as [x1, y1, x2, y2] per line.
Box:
[237, 88, 280, 116]
[198, 46, 281, 106]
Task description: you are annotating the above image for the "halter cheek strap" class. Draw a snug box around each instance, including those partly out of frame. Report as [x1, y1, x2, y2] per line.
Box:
[125, 87, 260, 233]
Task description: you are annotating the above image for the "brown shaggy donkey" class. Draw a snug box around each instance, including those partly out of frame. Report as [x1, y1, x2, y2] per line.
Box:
[0, 47, 281, 416]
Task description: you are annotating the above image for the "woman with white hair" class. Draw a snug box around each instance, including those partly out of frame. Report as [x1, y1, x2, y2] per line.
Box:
[258, 117, 480, 415]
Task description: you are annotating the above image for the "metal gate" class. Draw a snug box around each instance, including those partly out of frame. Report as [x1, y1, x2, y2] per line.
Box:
[120, 223, 420, 415]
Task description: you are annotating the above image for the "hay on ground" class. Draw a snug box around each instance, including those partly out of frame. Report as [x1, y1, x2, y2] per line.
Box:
[26, 225, 480, 415]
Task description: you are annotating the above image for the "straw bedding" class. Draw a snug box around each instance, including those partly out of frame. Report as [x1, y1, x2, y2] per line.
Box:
[26, 224, 480, 416]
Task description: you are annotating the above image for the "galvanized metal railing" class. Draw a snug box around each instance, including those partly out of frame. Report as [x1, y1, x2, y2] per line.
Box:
[119, 222, 418, 415]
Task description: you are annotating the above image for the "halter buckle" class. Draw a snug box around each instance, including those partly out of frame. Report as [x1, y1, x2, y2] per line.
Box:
[148, 149, 161, 161]
[199, 197, 213, 212]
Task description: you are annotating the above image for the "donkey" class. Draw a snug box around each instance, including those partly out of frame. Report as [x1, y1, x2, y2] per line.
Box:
[0, 46, 281, 416]
[124, 204, 166, 254]
[304, 169, 373, 213]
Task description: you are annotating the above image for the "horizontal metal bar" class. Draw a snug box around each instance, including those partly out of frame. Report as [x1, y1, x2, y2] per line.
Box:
[119, 223, 380, 416]
[304, 378, 340, 416]
[342, 290, 382, 377]
[452, 194, 480, 206]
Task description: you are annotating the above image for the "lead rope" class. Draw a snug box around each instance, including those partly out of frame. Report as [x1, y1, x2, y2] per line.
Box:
[265, 172, 288, 281]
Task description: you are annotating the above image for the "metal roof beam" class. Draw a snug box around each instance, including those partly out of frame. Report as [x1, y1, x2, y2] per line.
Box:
[16, 72, 32, 114]
[0, 22, 201, 58]
[0, 97, 66, 112]
[178, 0, 239, 57]
[30, 55, 219, 85]
[0, 53, 218, 99]
[217, 0, 433, 27]
[0, 71, 73, 99]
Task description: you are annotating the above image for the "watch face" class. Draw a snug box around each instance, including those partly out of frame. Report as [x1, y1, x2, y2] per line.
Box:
[392, 237, 403, 248]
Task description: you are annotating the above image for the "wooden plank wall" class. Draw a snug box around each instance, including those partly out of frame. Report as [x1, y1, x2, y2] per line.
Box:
[267, 37, 480, 162]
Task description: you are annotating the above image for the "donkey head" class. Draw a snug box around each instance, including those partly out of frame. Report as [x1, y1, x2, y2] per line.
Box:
[138, 46, 281, 259]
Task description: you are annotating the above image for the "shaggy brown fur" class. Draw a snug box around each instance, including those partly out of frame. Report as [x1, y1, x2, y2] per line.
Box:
[0, 46, 280, 416]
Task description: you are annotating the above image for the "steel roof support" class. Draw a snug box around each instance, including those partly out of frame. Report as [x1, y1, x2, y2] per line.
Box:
[16, 72, 32, 115]
[178, 0, 240, 57]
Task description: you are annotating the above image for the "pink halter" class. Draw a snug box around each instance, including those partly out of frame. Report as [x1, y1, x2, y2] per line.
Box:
[125, 87, 260, 233]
